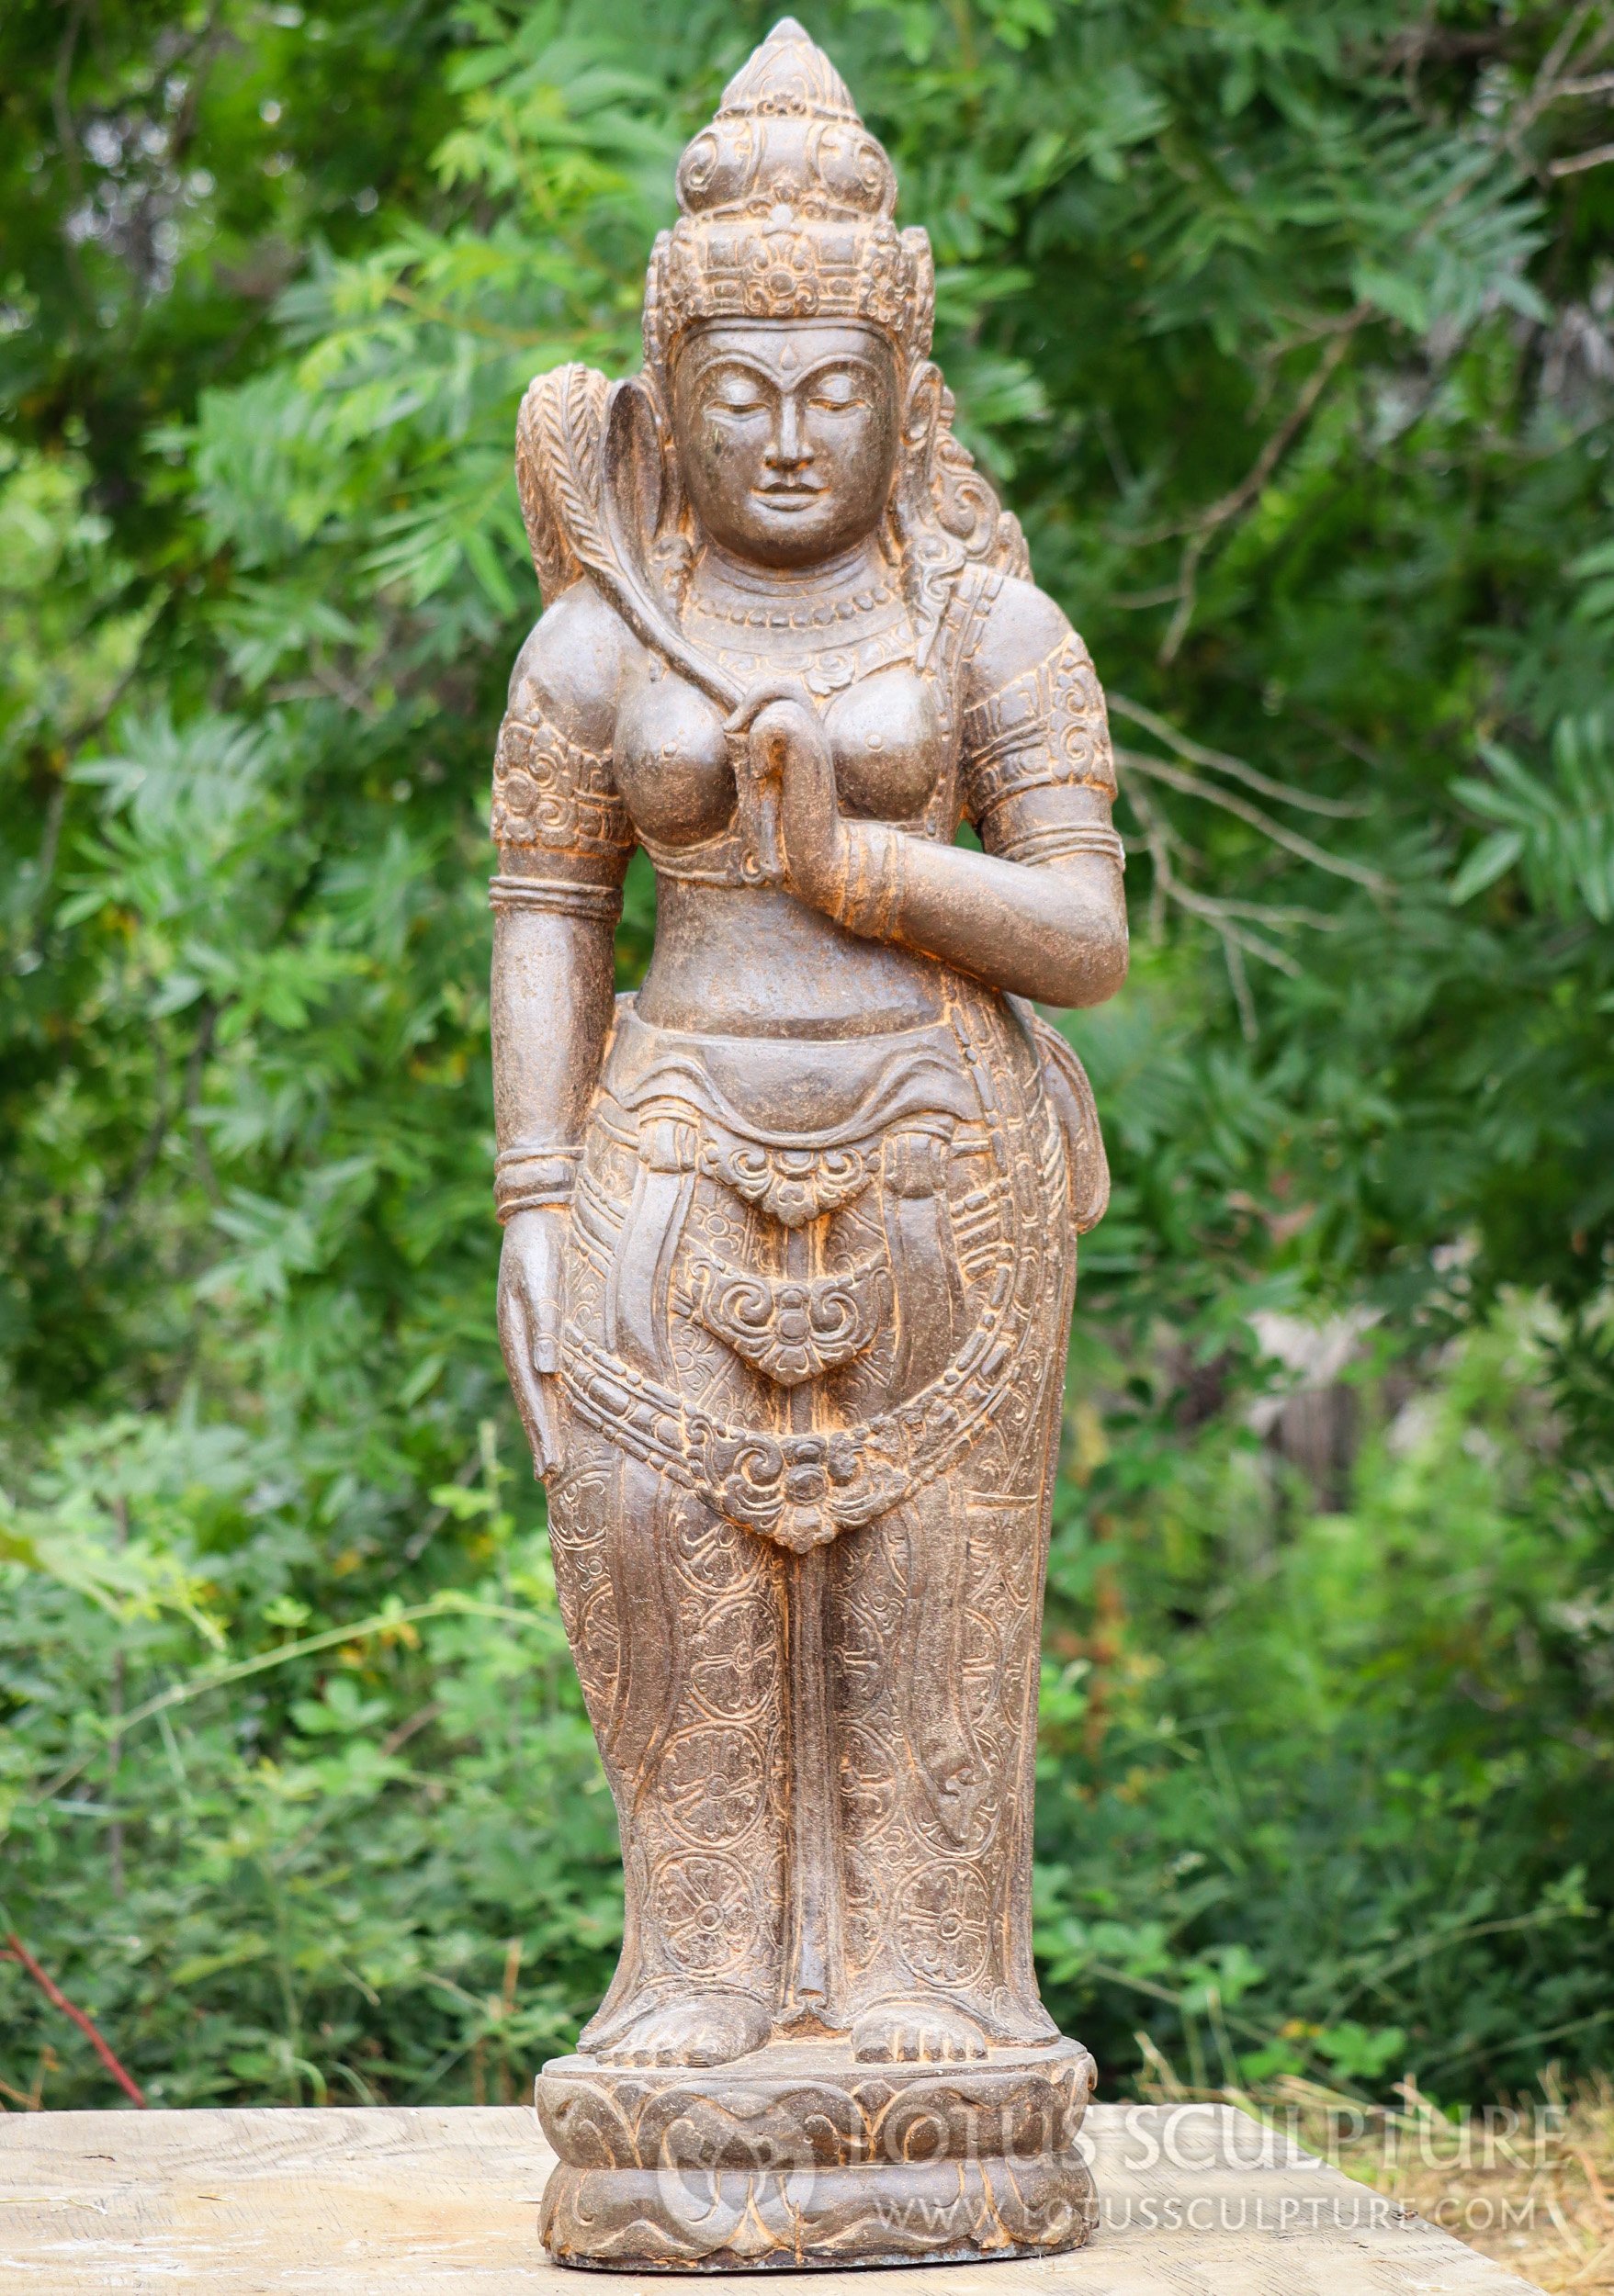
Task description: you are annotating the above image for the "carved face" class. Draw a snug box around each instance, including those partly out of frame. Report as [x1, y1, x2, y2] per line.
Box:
[671, 321, 902, 568]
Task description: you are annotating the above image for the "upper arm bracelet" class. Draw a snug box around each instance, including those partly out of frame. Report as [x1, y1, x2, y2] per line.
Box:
[962, 631, 1118, 833]
[491, 705, 632, 862]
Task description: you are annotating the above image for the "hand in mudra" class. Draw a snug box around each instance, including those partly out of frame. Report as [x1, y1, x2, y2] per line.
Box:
[496, 1205, 566, 1479]
[728, 681, 847, 909]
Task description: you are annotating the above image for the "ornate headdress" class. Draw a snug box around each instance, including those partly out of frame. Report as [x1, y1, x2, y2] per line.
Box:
[642, 18, 934, 377]
[515, 20, 1027, 661]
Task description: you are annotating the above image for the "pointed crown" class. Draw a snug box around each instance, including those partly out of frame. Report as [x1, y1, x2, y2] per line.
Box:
[643, 19, 933, 377]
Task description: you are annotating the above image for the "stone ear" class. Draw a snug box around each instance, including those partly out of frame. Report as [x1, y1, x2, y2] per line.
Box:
[890, 359, 944, 549]
[901, 359, 943, 459]
[615, 366, 695, 602]
[604, 376, 665, 566]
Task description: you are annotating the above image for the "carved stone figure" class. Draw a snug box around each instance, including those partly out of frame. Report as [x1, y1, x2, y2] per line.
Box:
[490, 19, 1127, 2269]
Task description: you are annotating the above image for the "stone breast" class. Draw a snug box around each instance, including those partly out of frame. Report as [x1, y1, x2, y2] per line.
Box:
[614, 660, 942, 852]
[823, 662, 939, 820]
[614, 668, 735, 849]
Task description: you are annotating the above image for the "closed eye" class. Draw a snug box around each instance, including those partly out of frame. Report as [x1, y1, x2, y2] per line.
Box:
[808, 377, 867, 411]
[707, 376, 771, 416]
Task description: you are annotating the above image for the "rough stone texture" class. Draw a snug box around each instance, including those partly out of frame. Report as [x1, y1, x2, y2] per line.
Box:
[536, 2040, 1096, 2268]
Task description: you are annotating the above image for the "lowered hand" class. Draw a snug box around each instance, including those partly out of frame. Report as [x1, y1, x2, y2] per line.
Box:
[496, 1205, 566, 1479]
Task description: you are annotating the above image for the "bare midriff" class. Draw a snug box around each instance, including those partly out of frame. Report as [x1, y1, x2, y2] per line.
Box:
[635, 878, 945, 1039]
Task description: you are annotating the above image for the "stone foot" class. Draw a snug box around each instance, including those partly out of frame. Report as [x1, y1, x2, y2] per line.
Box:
[596, 1990, 772, 2068]
[851, 1998, 989, 2063]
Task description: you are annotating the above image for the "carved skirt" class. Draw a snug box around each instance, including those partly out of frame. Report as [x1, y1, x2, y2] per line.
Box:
[548, 977, 1076, 2048]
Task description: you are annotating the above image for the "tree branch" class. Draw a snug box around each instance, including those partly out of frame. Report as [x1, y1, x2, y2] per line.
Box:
[1121, 780, 1308, 1050]
[1550, 138, 1614, 175]
[2, 1936, 146, 2108]
[1129, 320, 1365, 554]
[1117, 747, 1393, 894]
[1110, 693, 1370, 817]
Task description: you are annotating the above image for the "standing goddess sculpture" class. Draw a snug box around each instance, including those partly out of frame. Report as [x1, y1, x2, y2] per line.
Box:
[491, 20, 1127, 2270]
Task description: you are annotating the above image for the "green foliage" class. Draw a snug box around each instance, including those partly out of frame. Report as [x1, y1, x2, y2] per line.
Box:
[1451, 717, 1614, 923]
[1038, 1296, 1610, 2092]
[2, 0, 1611, 2108]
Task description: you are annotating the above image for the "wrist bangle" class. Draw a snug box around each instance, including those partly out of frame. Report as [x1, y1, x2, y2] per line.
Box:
[832, 824, 906, 940]
[497, 1187, 572, 1221]
[494, 1142, 581, 1221]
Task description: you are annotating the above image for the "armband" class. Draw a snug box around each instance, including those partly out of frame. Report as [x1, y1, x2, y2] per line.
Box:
[491, 710, 631, 862]
[962, 632, 1117, 836]
[489, 874, 623, 922]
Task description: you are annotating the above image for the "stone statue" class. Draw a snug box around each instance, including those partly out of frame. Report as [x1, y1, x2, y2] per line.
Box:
[489, 18, 1127, 2269]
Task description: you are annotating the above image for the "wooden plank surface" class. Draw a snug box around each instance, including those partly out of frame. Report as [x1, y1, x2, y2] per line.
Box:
[0, 2099, 1544, 2294]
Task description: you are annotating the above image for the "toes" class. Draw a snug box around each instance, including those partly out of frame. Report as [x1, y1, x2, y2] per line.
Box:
[599, 2019, 674, 2066]
[853, 2005, 990, 2065]
[689, 2002, 770, 2065]
[598, 1997, 769, 2070]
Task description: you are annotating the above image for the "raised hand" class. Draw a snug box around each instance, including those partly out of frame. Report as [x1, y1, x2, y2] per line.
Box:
[728, 681, 847, 908]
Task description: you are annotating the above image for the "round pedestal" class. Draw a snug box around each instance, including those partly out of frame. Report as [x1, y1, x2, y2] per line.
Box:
[535, 2035, 1098, 2270]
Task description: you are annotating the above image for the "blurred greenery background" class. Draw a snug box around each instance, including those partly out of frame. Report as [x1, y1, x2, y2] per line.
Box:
[2, 0, 1612, 2122]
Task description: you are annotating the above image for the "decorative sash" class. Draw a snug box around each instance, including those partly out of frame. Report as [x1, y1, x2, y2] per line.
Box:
[683, 1249, 887, 1388]
[559, 985, 1062, 1553]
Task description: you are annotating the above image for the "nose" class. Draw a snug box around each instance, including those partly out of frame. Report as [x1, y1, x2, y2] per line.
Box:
[766, 391, 812, 473]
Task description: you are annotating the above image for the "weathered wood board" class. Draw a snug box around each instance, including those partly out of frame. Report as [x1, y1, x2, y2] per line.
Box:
[0, 2099, 1544, 2294]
